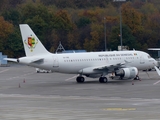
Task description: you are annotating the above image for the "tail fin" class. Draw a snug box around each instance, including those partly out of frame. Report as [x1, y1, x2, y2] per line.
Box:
[19, 24, 50, 56]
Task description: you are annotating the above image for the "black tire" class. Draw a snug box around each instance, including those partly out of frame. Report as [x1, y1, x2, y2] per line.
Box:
[76, 77, 85, 83]
[99, 77, 108, 83]
[103, 77, 108, 83]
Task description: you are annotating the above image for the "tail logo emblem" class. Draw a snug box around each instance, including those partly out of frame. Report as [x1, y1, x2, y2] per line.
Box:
[24, 36, 38, 52]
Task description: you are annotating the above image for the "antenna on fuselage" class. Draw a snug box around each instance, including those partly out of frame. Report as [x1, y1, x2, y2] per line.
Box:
[56, 41, 65, 53]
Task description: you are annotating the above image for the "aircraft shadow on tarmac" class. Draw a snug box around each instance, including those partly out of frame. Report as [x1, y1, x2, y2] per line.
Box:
[83, 80, 137, 85]
[28, 79, 138, 88]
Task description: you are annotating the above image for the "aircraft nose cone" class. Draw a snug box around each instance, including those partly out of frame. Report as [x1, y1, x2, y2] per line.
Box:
[154, 59, 159, 66]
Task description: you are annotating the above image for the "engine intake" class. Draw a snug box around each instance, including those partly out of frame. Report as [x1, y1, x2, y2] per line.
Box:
[115, 67, 138, 79]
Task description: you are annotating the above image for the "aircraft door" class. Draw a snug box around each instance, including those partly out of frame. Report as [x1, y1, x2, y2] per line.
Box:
[140, 54, 145, 64]
[53, 55, 59, 71]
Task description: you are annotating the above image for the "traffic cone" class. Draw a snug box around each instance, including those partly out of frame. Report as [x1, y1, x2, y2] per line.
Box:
[23, 79, 25, 83]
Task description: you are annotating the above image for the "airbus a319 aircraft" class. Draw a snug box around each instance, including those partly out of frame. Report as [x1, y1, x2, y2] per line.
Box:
[5, 24, 160, 83]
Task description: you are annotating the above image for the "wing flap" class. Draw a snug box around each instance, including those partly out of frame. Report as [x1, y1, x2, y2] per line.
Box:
[94, 62, 125, 71]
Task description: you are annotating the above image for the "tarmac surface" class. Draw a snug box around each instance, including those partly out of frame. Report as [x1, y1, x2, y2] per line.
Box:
[0, 64, 160, 120]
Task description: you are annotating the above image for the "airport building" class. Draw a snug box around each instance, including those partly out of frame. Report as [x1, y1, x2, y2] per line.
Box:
[0, 52, 8, 66]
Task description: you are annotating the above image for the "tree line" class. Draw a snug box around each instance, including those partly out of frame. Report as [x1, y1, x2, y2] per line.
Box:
[0, 0, 160, 57]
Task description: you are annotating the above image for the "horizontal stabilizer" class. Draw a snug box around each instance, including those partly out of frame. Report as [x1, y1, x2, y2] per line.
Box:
[4, 57, 44, 64]
[4, 58, 18, 62]
[17, 57, 44, 64]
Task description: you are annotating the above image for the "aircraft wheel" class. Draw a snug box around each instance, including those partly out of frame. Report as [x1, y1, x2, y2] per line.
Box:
[99, 77, 108, 83]
[76, 76, 85, 83]
[103, 77, 108, 83]
[134, 75, 139, 80]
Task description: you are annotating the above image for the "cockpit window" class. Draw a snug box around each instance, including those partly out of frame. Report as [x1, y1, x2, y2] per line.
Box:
[148, 55, 152, 58]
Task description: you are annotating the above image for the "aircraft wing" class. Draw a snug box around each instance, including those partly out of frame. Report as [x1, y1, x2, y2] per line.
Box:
[94, 62, 125, 71]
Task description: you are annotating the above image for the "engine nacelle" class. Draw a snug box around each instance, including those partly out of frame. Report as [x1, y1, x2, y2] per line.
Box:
[115, 67, 138, 79]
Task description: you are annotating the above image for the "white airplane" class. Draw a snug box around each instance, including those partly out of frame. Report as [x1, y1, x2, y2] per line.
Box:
[5, 24, 160, 83]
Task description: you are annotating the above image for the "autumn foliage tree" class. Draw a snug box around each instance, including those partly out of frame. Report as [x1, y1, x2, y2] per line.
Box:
[122, 2, 143, 34]
[0, 0, 160, 57]
[0, 16, 13, 52]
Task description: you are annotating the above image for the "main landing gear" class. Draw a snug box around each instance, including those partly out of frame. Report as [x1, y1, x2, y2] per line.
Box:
[134, 75, 140, 80]
[99, 77, 108, 83]
[76, 76, 85, 83]
[76, 76, 108, 83]
[132, 75, 141, 85]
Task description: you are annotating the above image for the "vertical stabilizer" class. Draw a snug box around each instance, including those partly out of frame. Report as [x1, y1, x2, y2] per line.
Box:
[19, 24, 50, 56]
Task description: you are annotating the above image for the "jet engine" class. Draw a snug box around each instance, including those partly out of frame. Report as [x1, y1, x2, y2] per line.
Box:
[115, 67, 138, 79]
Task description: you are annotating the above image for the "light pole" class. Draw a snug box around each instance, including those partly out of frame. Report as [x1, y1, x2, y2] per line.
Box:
[104, 17, 107, 51]
[113, 0, 126, 51]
